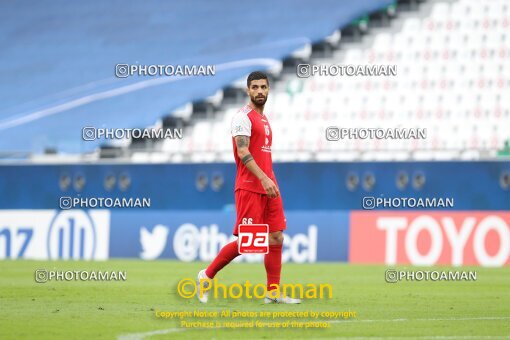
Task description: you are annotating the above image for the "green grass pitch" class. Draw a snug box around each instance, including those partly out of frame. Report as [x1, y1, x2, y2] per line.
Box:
[0, 260, 509, 339]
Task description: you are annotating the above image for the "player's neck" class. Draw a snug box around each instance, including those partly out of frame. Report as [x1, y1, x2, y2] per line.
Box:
[248, 102, 264, 115]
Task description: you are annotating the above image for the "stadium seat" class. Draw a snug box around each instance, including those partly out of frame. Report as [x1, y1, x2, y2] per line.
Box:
[168, 0, 510, 161]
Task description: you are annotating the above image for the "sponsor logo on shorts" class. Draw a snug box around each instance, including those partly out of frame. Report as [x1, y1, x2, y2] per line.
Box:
[238, 224, 269, 254]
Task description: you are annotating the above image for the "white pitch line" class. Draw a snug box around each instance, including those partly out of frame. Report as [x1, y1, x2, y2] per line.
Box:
[118, 316, 510, 340]
[330, 316, 510, 323]
[118, 327, 185, 340]
[339, 337, 510, 340]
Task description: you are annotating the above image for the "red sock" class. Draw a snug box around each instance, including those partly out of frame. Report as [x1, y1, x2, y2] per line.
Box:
[205, 240, 240, 279]
[264, 244, 283, 291]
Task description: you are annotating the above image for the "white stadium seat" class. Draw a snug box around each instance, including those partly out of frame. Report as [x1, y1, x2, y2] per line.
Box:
[173, 0, 508, 161]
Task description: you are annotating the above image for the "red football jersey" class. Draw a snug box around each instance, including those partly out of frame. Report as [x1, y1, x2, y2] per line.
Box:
[231, 105, 276, 194]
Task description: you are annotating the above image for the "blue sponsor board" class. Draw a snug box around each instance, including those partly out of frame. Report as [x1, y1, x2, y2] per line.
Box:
[110, 210, 349, 262]
[0, 210, 110, 260]
[2, 162, 509, 210]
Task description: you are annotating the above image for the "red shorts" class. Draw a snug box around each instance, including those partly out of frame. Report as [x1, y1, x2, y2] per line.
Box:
[233, 189, 287, 236]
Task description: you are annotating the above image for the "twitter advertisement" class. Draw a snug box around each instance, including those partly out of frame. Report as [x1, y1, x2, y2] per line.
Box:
[0, 209, 348, 262]
[110, 210, 349, 262]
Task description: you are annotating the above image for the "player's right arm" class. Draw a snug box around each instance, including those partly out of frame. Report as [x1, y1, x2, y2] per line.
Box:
[234, 136, 279, 198]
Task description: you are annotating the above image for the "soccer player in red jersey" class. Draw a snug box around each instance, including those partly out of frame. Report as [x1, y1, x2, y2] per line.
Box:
[197, 71, 300, 304]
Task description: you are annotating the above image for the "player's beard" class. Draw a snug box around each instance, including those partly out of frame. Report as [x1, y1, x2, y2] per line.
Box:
[251, 94, 267, 106]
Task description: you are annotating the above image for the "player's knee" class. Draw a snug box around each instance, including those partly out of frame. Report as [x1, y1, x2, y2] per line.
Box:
[269, 231, 284, 245]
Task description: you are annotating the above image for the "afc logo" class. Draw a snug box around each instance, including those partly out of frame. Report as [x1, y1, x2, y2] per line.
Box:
[238, 224, 269, 254]
[264, 124, 270, 136]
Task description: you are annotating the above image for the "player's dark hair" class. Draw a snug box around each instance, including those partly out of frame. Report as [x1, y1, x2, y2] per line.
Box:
[247, 71, 269, 87]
